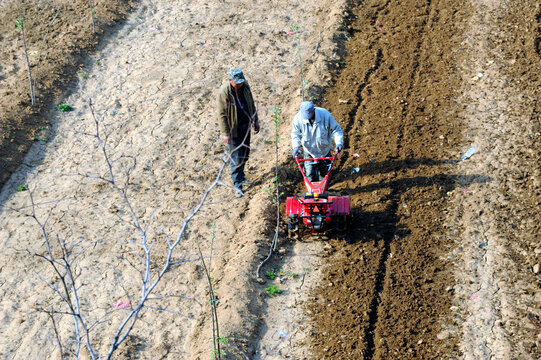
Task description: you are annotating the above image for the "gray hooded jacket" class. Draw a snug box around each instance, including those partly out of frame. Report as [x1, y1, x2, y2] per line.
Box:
[291, 107, 343, 158]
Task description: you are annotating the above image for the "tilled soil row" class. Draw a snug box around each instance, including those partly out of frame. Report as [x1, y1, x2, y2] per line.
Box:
[304, 0, 536, 358]
[308, 0, 467, 357]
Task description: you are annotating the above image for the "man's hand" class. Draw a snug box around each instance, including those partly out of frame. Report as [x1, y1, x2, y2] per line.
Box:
[223, 135, 231, 144]
[334, 144, 343, 154]
[292, 147, 301, 158]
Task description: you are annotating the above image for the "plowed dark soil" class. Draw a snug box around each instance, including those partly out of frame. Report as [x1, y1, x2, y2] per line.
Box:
[307, 0, 541, 359]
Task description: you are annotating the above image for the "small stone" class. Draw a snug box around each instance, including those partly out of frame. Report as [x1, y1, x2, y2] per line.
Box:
[256, 277, 266, 284]
[437, 330, 450, 340]
[533, 264, 540, 274]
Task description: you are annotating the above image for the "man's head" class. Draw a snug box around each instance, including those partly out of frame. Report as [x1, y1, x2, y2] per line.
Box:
[229, 68, 246, 90]
[300, 101, 315, 120]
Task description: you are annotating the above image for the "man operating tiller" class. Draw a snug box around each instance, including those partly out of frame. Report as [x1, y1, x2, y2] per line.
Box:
[286, 101, 349, 238]
[291, 101, 344, 181]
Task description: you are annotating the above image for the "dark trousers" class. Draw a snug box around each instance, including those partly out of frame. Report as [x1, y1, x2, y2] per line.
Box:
[229, 127, 251, 188]
[303, 153, 331, 182]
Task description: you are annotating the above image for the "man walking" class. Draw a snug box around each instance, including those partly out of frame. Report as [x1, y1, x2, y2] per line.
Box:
[291, 101, 343, 182]
[218, 68, 260, 197]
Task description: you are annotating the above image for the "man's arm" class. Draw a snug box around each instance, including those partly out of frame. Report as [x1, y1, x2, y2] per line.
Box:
[217, 89, 231, 143]
[329, 115, 344, 148]
[252, 106, 260, 134]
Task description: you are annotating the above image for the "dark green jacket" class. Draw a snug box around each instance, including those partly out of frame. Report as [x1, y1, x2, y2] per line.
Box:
[217, 81, 258, 138]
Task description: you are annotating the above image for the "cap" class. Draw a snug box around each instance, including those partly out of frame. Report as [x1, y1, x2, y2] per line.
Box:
[229, 68, 246, 84]
[300, 101, 315, 120]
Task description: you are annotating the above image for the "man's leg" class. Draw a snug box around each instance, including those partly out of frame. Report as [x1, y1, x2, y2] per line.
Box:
[229, 141, 245, 190]
[229, 129, 251, 190]
[303, 159, 319, 183]
[317, 158, 332, 181]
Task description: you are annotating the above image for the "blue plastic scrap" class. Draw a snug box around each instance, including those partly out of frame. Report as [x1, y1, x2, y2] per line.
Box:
[478, 238, 488, 249]
[461, 146, 476, 161]
[277, 330, 291, 339]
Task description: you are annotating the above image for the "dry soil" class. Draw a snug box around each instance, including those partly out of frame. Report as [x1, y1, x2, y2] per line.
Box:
[0, 0, 540, 359]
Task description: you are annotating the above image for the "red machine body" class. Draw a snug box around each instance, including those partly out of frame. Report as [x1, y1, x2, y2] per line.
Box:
[285, 155, 350, 237]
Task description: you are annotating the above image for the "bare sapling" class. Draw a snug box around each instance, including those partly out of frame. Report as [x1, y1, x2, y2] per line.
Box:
[292, 24, 307, 102]
[194, 221, 227, 359]
[271, 106, 282, 246]
[89, 0, 96, 33]
[86, 99, 228, 359]
[11, 98, 242, 358]
[16, 6, 35, 105]
[191, 101, 260, 359]
[256, 104, 282, 278]
[256, 32, 321, 276]
[294, 26, 321, 101]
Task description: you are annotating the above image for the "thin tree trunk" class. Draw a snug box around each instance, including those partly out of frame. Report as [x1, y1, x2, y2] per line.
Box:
[18, 7, 35, 106]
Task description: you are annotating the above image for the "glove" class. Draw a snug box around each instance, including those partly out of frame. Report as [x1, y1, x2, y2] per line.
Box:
[292, 147, 301, 158]
[334, 144, 343, 154]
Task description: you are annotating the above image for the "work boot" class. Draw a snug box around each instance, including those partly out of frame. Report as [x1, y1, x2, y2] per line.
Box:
[234, 185, 244, 198]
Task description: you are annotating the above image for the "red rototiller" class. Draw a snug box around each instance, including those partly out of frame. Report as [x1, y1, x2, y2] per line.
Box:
[285, 155, 350, 239]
